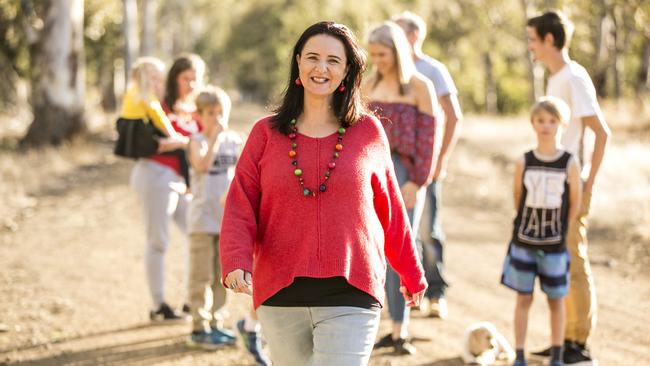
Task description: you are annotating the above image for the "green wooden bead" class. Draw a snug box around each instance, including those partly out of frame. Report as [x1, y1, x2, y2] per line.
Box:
[338, 127, 346, 134]
[294, 169, 302, 176]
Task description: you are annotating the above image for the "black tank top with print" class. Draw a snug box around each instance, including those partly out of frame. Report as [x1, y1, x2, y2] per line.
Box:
[511, 150, 572, 252]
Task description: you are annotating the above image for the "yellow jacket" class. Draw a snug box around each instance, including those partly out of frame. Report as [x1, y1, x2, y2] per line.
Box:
[120, 86, 175, 136]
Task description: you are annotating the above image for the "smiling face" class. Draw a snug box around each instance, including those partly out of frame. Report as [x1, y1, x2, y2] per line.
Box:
[296, 34, 348, 98]
[368, 42, 397, 77]
[526, 26, 552, 63]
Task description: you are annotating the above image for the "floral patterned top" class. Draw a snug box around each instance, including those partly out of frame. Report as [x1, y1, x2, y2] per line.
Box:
[368, 101, 437, 186]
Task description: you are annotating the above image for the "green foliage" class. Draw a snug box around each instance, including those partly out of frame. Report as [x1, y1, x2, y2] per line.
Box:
[1, 0, 649, 115]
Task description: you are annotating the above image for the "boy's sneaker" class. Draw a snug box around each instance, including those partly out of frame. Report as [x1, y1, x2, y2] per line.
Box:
[532, 340, 573, 357]
[187, 330, 236, 350]
[149, 302, 185, 323]
[564, 342, 597, 365]
[211, 326, 236, 343]
[236, 319, 271, 366]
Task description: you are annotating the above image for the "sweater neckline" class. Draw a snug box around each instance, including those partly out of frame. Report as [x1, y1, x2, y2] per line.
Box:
[296, 130, 340, 140]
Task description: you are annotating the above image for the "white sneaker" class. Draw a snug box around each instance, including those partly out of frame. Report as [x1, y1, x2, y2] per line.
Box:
[429, 298, 448, 319]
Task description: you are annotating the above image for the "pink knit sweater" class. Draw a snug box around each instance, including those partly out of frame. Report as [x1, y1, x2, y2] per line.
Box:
[220, 114, 427, 309]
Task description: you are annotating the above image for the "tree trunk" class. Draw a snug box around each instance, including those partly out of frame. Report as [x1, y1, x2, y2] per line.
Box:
[591, 0, 610, 97]
[609, 5, 623, 99]
[484, 51, 497, 114]
[637, 30, 650, 95]
[100, 61, 117, 112]
[21, 0, 85, 148]
[123, 0, 139, 82]
[141, 0, 158, 56]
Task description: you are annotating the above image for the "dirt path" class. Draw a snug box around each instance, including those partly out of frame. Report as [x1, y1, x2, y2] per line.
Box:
[1, 116, 648, 366]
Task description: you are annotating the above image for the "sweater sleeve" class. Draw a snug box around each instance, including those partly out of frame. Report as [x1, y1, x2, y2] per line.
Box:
[370, 118, 427, 294]
[413, 111, 437, 186]
[219, 120, 268, 283]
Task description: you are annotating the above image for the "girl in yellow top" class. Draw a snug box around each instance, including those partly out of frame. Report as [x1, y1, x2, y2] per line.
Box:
[121, 57, 186, 145]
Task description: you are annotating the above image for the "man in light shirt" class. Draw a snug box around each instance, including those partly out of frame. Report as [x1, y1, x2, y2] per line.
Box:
[526, 11, 611, 366]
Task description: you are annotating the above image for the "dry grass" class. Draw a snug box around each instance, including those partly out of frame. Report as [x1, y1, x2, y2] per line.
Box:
[1, 102, 649, 365]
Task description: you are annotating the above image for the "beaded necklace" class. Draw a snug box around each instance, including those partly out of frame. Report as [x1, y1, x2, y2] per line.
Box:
[288, 118, 346, 196]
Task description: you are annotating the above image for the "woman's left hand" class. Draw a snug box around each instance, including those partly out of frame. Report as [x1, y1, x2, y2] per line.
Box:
[225, 269, 253, 296]
[400, 181, 419, 209]
[400, 286, 425, 307]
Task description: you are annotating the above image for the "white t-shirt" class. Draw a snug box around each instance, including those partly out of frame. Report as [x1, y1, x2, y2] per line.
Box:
[546, 61, 602, 177]
[188, 130, 242, 234]
[415, 55, 458, 98]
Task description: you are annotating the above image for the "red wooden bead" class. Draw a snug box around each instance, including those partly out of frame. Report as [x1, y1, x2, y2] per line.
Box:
[328, 162, 336, 169]
[289, 133, 297, 139]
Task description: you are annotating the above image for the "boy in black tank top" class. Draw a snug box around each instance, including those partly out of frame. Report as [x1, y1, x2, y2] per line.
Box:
[501, 97, 581, 366]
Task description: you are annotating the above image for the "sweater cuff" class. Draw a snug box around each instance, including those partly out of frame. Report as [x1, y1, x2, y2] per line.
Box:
[401, 274, 428, 294]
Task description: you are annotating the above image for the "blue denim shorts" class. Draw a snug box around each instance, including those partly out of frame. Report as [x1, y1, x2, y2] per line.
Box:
[501, 243, 569, 299]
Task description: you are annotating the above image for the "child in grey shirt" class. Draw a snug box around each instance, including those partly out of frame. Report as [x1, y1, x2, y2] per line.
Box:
[186, 86, 242, 348]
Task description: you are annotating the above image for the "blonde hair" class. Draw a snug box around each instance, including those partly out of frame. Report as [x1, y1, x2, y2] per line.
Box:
[195, 85, 232, 122]
[391, 11, 427, 43]
[530, 96, 570, 125]
[367, 21, 416, 95]
[130, 57, 165, 102]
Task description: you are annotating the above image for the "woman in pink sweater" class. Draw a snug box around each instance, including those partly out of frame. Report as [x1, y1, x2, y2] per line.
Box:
[220, 22, 426, 366]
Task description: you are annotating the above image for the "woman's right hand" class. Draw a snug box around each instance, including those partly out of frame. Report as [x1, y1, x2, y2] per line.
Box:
[224, 269, 253, 296]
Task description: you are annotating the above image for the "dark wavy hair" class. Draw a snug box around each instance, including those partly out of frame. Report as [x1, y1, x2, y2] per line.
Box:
[163, 53, 205, 110]
[272, 22, 367, 134]
[527, 11, 574, 50]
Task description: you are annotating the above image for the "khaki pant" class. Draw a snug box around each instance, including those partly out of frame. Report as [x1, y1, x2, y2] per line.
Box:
[188, 233, 227, 332]
[565, 191, 597, 344]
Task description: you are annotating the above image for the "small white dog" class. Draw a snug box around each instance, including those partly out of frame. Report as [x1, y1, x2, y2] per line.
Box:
[461, 322, 515, 365]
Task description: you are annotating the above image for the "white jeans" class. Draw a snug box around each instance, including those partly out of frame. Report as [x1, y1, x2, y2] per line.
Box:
[131, 159, 189, 307]
[257, 305, 380, 366]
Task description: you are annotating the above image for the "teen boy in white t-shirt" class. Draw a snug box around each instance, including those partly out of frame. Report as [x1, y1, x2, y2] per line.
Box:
[526, 11, 611, 366]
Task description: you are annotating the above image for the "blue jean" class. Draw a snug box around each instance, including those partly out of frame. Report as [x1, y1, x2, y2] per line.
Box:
[418, 181, 449, 299]
[385, 154, 425, 323]
[257, 305, 380, 366]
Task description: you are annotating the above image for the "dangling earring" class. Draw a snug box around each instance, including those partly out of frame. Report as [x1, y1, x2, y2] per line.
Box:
[295, 78, 302, 86]
[338, 82, 346, 92]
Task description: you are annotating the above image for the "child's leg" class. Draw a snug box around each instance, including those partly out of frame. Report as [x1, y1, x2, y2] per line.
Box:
[188, 233, 213, 333]
[211, 235, 227, 328]
[548, 296, 566, 363]
[548, 297, 565, 346]
[514, 293, 533, 350]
